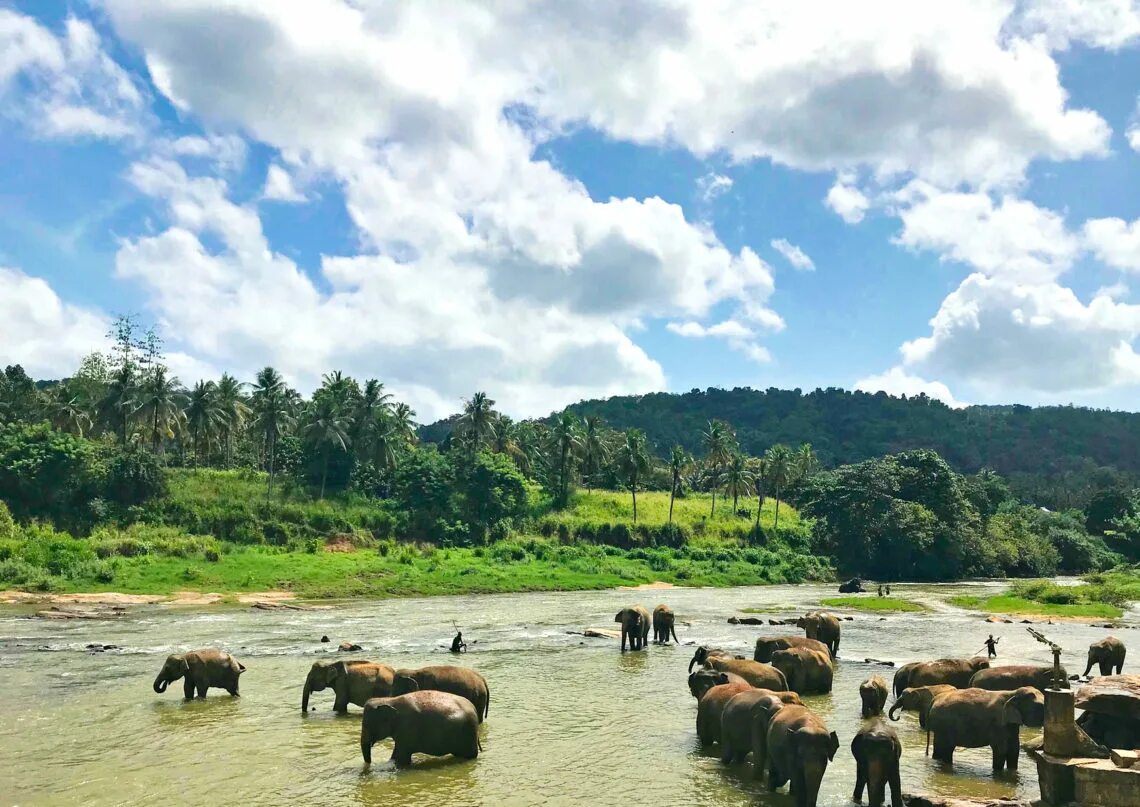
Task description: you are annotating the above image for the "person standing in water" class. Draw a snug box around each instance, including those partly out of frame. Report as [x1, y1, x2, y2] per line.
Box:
[877, 584, 883, 597]
[984, 634, 1000, 658]
[451, 630, 467, 654]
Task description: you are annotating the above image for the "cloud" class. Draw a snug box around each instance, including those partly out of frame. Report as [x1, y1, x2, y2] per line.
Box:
[854, 367, 964, 407]
[1084, 215, 1140, 271]
[0, 267, 108, 378]
[825, 177, 870, 223]
[666, 318, 774, 362]
[770, 238, 815, 271]
[1007, 0, 1140, 51]
[262, 163, 306, 203]
[696, 172, 733, 202]
[157, 133, 247, 170]
[1130, 125, 1140, 152]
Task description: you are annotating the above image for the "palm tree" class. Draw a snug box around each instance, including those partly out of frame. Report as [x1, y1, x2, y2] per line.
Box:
[251, 366, 295, 499]
[581, 416, 610, 493]
[459, 391, 496, 455]
[702, 419, 735, 516]
[390, 402, 418, 447]
[133, 367, 185, 454]
[723, 452, 756, 515]
[550, 412, 582, 506]
[491, 414, 535, 475]
[215, 373, 249, 467]
[750, 456, 769, 529]
[302, 395, 352, 499]
[765, 444, 795, 530]
[98, 364, 137, 445]
[667, 445, 690, 525]
[47, 387, 92, 437]
[795, 443, 819, 479]
[615, 429, 651, 523]
[183, 380, 223, 465]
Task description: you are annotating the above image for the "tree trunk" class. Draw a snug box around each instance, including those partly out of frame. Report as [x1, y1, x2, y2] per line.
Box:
[632, 477, 638, 523]
[755, 492, 762, 529]
[668, 476, 677, 525]
[152, 406, 160, 454]
[774, 483, 781, 530]
[320, 449, 329, 499]
[266, 433, 276, 501]
[710, 466, 717, 517]
[732, 491, 739, 513]
[193, 424, 200, 467]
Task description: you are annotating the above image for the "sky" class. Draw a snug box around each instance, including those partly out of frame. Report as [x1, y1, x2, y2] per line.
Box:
[4, 1, 1140, 422]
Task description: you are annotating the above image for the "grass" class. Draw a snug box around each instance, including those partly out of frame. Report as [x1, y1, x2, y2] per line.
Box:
[819, 596, 928, 612]
[948, 594, 1122, 619]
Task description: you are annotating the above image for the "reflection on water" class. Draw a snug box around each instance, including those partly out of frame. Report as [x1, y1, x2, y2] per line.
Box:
[0, 581, 1120, 806]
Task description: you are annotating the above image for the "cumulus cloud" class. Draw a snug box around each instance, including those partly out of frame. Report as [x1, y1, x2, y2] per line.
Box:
[854, 367, 964, 407]
[1084, 215, 1140, 271]
[262, 164, 306, 203]
[770, 238, 815, 271]
[825, 177, 870, 223]
[1007, 0, 1140, 51]
[666, 318, 774, 362]
[696, 172, 733, 202]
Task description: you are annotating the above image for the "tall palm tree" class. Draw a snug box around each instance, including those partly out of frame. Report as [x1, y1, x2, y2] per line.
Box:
[98, 364, 137, 445]
[133, 367, 185, 454]
[764, 444, 795, 530]
[551, 412, 582, 506]
[667, 445, 690, 525]
[722, 452, 756, 515]
[795, 443, 819, 479]
[302, 395, 352, 499]
[702, 419, 735, 516]
[459, 391, 496, 455]
[491, 414, 534, 475]
[251, 367, 295, 499]
[47, 387, 92, 437]
[215, 373, 249, 467]
[390, 402, 418, 447]
[354, 379, 392, 438]
[183, 380, 223, 465]
[615, 429, 651, 523]
[581, 416, 610, 493]
[750, 456, 769, 529]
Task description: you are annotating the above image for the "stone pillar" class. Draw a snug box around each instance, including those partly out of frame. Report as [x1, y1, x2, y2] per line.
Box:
[1044, 688, 1078, 757]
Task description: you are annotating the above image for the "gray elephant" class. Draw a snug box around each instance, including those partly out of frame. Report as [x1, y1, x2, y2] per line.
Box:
[152, 649, 245, 699]
[652, 604, 679, 644]
[1084, 637, 1126, 676]
[888, 684, 957, 729]
[926, 686, 1045, 770]
[771, 647, 833, 695]
[764, 704, 840, 807]
[615, 605, 651, 651]
[696, 680, 754, 745]
[688, 669, 749, 700]
[302, 659, 394, 713]
[892, 657, 989, 696]
[688, 645, 745, 672]
[360, 691, 480, 766]
[700, 656, 789, 691]
[851, 720, 903, 807]
[969, 665, 1065, 692]
[719, 689, 802, 777]
[392, 665, 490, 722]
[860, 676, 889, 718]
[796, 612, 841, 658]
[754, 636, 830, 663]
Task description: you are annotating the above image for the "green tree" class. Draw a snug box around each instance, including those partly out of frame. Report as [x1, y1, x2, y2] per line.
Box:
[459, 391, 496, 455]
[183, 380, 223, 465]
[750, 456, 769, 529]
[581, 415, 610, 493]
[723, 452, 755, 514]
[765, 444, 794, 530]
[302, 394, 352, 499]
[214, 373, 249, 467]
[46, 387, 92, 437]
[0, 422, 100, 524]
[133, 367, 185, 454]
[551, 411, 582, 507]
[251, 367, 296, 500]
[702, 419, 734, 516]
[461, 451, 528, 537]
[668, 445, 690, 524]
[616, 429, 651, 523]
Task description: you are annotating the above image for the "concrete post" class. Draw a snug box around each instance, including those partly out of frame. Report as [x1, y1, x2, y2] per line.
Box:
[1043, 688, 1078, 757]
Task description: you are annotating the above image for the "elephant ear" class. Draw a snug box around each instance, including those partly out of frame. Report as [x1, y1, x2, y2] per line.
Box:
[614, 610, 624, 623]
[331, 661, 348, 680]
[715, 673, 729, 685]
[828, 731, 840, 761]
[1002, 688, 1036, 725]
[396, 675, 420, 693]
[178, 655, 191, 674]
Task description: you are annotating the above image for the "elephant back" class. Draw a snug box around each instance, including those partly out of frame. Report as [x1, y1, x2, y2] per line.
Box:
[968, 665, 1061, 692]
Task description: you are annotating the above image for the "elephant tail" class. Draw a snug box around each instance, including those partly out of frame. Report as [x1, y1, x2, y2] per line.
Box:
[484, 686, 490, 720]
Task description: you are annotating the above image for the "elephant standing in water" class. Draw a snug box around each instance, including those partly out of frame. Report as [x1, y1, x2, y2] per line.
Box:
[754, 636, 830, 663]
[392, 665, 490, 722]
[652, 604, 679, 644]
[1084, 637, 1126, 676]
[764, 705, 840, 807]
[926, 686, 1045, 770]
[771, 647, 833, 694]
[615, 605, 651, 651]
[969, 665, 1065, 692]
[851, 720, 903, 807]
[360, 691, 480, 766]
[718, 690, 801, 775]
[688, 669, 749, 700]
[696, 681, 754, 745]
[796, 612, 841, 658]
[892, 657, 989, 696]
[888, 684, 957, 729]
[302, 659, 394, 713]
[153, 649, 245, 699]
[859, 676, 889, 718]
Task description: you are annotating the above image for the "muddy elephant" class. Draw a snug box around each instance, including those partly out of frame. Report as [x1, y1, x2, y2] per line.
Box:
[892, 657, 989, 696]
[688, 669, 749, 700]
[392, 665, 490, 722]
[152, 649, 245, 699]
[796, 612, 840, 658]
[302, 659, 394, 713]
[615, 605, 651, 651]
[771, 647, 833, 695]
[754, 636, 830, 663]
[719, 689, 802, 777]
[860, 676, 889, 718]
[701, 656, 788, 691]
[697, 681, 753, 745]
[888, 684, 957, 729]
[851, 720, 903, 807]
[926, 686, 1045, 770]
[652, 604, 679, 644]
[360, 691, 480, 766]
[764, 705, 840, 807]
[688, 645, 745, 672]
[1084, 637, 1126, 677]
[969, 665, 1065, 692]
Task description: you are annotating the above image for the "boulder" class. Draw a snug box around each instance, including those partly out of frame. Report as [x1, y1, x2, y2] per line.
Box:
[727, 616, 764, 625]
[583, 628, 621, 639]
[338, 642, 363, 652]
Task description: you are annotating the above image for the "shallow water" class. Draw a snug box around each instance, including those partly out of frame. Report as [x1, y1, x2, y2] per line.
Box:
[0, 581, 1129, 806]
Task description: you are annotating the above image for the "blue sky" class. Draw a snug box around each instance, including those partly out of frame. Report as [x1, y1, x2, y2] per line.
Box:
[4, 1, 1140, 421]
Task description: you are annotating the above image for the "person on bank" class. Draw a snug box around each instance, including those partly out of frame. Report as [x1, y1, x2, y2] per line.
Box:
[451, 630, 467, 654]
[984, 634, 1000, 659]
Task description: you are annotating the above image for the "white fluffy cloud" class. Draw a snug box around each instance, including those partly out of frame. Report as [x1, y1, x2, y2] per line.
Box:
[666, 318, 774, 362]
[770, 239, 815, 271]
[854, 367, 965, 407]
[262, 164, 306, 203]
[1084, 216, 1140, 271]
[825, 177, 871, 223]
[697, 173, 734, 202]
[1007, 0, 1140, 51]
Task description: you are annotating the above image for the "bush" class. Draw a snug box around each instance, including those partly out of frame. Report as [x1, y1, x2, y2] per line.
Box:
[103, 447, 167, 507]
[0, 501, 14, 540]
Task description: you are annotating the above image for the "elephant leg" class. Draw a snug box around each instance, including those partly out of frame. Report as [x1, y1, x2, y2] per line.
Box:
[1100, 660, 1112, 676]
[853, 760, 867, 803]
[720, 742, 734, 765]
[621, 628, 628, 652]
[333, 683, 349, 714]
[991, 742, 1005, 773]
[196, 681, 208, 699]
[183, 678, 195, 700]
[768, 763, 784, 792]
[391, 747, 413, 768]
[932, 735, 954, 764]
[1117, 661, 1125, 675]
[888, 765, 903, 807]
[1005, 727, 1020, 771]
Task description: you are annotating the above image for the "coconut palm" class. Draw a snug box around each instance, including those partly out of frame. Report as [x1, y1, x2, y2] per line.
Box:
[750, 456, 769, 529]
[214, 373, 249, 467]
[667, 445, 691, 525]
[701, 419, 735, 516]
[459, 391, 496, 454]
[795, 443, 819, 479]
[390, 402, 418, 447]
[302, 395, 352, 499]
[133, 367, 185, 454]
[98, 365, 137, 445]
[183, 380, 223, 465]
[47, 387, 92, 437]
[722, 452, 756, 515]
[581, 416, 610, 493]
[550, 412, 582, 506]
[764, 443, 795, 530]
[615, 429, 652, 523]
[251, 366, 295, 499]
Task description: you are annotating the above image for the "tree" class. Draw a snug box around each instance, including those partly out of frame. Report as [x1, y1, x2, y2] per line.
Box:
[459, 392, 496, 455]
[616, 429, 651, 523]
[390, 402, 418, 447]
[183, 380, 222, 465]
[795, 443, 819, 479]
[461, 451, 528, 537]
[46, 387, 92, 437]
[551, 411, 582, 506]
[750, 456, 769, 529]
[702, 419, 735, 516]
[214, 373, 249, 467]
[251, 367, 295, 499]
[668, 445, 690, 524]
[723, 452, 755, 514]
[0, 422, 100, 524]
[133, 367, 185, 454]
[302, 394, 352, 499]
[581, 416, 610, 493]
[765, 444, 794, 530]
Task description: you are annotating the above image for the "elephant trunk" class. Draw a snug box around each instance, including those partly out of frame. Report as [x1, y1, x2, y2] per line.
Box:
[688, 653, 699, 673]
[888, 702, 902, 721]
[360, 728, 372, 765]
[302, 681, 312, 712]
[153, 674, 168, 694]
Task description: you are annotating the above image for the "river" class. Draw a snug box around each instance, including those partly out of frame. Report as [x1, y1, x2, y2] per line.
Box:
[0, 581, 1128, 806]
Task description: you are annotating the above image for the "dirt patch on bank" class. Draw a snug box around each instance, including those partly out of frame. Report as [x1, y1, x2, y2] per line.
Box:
[0, 590, 297, 607]
[618, 581, 681, 591]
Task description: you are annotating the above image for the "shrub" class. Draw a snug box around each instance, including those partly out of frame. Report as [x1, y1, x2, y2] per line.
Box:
[0, 501, 15, 540]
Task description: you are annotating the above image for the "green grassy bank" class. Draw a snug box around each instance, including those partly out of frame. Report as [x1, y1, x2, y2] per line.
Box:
[819, 596, 929, 612]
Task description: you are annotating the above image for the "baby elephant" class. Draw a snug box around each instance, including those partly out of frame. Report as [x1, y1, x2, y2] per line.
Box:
[652, 604, 679, 644]
[859, 676, 889, 718]
[360, 691, 481, 767]
[851, 720, 903, 807]
[153, 649, 245, 699]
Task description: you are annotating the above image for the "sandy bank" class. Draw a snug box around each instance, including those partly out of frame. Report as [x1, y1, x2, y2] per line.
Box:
[617, 581, 681, 591]
[0, 590, 298, 607]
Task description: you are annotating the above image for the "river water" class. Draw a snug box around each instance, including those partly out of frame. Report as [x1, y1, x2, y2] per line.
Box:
[0, 581, 1130, 806]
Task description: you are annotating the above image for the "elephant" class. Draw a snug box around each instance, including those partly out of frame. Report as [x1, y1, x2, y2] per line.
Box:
[969, 665, 1065, 692]
[771, 647, 833, 695]
[839, 578, 866, 594]
[302, 659, 394, 713]
[360, 691, 480, 766]
[925, 686, 1045, 770]
[701, 656, 789, 691]
[719, 689, 802, 776]
[764, 704, 840, 807]
[892, 657, 989, 696]
[615, 605, 651, 651]
[688, 645, 745, 673]
[860, 676, 889, 718]
[688, 669, 749, 700]
[392, 665, 490, 722]
[1084, 637, 1126, 676]
[754, 636, 830, 663]
[697, 681, 753, 745]
[153, 649, 245, 699]
[888, 684, 957, 729]
[796, 612, 841, 658]
[652, 604, 679, 644]
[851, 720, 903, 807]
